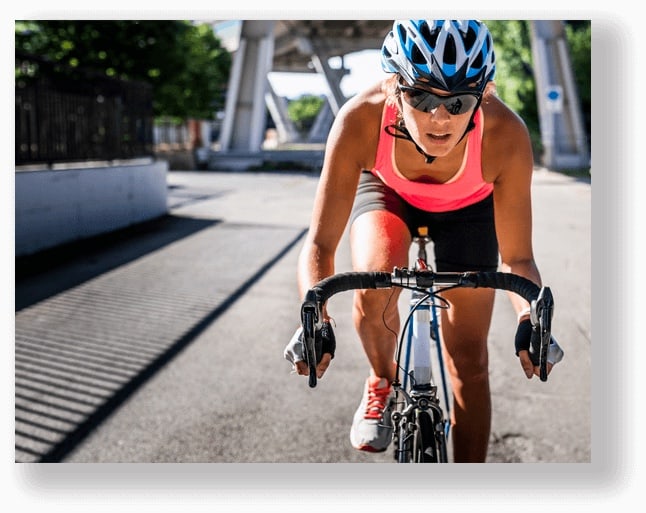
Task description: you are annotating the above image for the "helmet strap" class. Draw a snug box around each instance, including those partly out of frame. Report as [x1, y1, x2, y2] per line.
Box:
[384, 122, 437, 164]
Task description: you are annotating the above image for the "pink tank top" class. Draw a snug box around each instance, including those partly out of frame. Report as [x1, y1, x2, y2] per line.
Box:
[370, 102, 493, 212]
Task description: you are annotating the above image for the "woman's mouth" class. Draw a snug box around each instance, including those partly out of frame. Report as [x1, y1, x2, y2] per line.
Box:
[427, 132, 451, 143]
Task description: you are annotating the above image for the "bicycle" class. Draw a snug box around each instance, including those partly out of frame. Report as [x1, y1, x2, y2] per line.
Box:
[299, 226, 555, 463]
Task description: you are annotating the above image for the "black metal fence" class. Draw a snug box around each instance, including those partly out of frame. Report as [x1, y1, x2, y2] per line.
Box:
[15, 54, 154, 166]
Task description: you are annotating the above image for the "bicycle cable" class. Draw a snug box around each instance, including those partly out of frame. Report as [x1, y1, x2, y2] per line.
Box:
[394, 290, 431, 385]
[393, 285, 457, 386]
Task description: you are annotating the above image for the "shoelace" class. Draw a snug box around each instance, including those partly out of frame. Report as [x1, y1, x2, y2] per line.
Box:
[364, 383, 392, 420]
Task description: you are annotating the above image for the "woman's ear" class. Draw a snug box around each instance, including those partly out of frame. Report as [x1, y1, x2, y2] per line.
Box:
[483, 81, 497, 98]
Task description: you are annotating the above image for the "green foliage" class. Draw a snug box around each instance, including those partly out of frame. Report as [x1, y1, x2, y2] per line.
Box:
[484, 21, 541, 150]
[15, 20, 231, 119]
[287, 94, 326, 132]
[484, 21, 535, 112]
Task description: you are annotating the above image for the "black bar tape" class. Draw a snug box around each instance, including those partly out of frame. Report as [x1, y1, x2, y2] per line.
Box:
[473, 272, 540, 302]
[312, 272, 392, 304]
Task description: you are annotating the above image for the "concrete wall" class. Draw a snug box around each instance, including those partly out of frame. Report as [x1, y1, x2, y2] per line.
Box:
[15, 160, 168, 257]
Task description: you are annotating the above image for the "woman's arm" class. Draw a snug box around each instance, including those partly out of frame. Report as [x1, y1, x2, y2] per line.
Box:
[483, 96, 547, 378]
[292, 85, 384, 378]
[297, 86, 384, 299]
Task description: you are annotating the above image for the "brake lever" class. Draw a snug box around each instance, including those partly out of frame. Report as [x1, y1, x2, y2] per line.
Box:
[301, 289, 322, 388]
[530, 286, 554, 382]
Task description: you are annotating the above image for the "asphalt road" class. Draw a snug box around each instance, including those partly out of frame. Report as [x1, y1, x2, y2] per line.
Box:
[15, 167, 591, 464]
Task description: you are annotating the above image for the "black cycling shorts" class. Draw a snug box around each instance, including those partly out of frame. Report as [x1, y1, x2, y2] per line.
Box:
[350, 170, 499, 272]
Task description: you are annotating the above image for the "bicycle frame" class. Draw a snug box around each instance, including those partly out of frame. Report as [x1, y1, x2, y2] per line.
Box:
[392, 228, 452, 462]
[400, 231, 451, 407]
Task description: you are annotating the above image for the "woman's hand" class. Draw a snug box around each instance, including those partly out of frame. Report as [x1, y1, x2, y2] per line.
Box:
[514, 318, 564, 379]
[284, 320, 336, 379]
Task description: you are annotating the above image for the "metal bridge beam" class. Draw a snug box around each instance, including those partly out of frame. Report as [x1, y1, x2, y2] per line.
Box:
[265, 80, 300, 144]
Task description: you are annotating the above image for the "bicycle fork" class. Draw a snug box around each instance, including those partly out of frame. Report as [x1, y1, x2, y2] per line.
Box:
[392, 387, 448, 463]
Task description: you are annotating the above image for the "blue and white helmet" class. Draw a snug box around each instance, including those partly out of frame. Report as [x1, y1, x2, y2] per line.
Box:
[381, 20, 496, 93]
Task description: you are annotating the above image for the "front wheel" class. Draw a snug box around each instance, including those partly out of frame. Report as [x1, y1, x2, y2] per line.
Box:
[393, 409, 447, 463]
[413, 410, 440, 462]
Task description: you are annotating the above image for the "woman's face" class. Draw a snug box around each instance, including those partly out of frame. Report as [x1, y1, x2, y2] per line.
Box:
[398, 81, 479, 159]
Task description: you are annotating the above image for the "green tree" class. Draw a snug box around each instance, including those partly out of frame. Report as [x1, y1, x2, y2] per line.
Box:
[15, 20, 231, 119]
[485, 20, 540, 150]
[564, 21, 591, 138]
[287, 94, 326, 133]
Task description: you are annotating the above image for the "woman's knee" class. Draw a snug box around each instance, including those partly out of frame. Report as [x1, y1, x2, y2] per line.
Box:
[442, 318, 492, 381]
[446, 339, 490, 383]
[353, 288, 401, 323]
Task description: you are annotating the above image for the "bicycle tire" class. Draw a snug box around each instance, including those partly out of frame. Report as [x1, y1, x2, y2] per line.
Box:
[413, 410, 439, 463]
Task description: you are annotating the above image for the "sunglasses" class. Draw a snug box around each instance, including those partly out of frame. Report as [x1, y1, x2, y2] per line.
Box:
[398, 83, 481, 116]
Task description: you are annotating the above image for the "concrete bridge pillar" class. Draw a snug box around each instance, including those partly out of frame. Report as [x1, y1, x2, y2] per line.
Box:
[218, 20, 276, 161]
[530, 20, 590, 170]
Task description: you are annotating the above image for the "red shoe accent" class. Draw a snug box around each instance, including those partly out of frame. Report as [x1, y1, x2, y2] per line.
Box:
[363, 376, 392, 420]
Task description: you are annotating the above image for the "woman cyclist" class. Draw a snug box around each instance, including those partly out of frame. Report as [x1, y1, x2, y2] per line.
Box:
[285, 19, 562, 462]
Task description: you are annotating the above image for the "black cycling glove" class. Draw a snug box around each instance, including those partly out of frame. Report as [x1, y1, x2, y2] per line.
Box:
[284, 320, 336, 366]
[316, 320, 336, 361]
[514, 318, 564, 367]
[514, 318, 539, 365]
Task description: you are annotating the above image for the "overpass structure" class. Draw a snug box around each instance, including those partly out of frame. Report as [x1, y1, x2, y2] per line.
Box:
[211, 20, 391, 170]
[211, 20, 589, 171]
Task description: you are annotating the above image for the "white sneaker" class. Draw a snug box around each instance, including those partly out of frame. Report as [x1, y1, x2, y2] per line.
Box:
[349, 376, 394, 452]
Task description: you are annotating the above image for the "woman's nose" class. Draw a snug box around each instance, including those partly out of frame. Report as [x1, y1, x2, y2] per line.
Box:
[429, 104, 452, 121]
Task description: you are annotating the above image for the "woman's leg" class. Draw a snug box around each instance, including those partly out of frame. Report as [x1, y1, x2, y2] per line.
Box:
[439, 286, 495, 462]
[350, 210, 411, 382]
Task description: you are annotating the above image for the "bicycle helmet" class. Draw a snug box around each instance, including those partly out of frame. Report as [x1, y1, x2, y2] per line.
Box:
[381, 19, 496, 93]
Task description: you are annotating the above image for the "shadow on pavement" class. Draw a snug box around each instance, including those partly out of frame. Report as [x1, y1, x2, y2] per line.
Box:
[33, 227, 306, 463]
[14, 214, 308, 462]
[16, 214, 221, 311]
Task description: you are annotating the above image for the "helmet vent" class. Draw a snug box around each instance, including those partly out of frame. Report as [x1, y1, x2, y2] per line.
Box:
[428, 27, 440, 48]
[444, 34, 457, 65]
[472, 50, 483, 69]
[397, 24, 408, 45]
[419, 21, 433, 46]
[464, 25, 477, 52]
[411, 43, 426, 64]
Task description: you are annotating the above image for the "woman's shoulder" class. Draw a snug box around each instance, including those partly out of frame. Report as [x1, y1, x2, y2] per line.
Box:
[337, 80, 388, 125]
[327, 81, 388, 166]
[319, 81, 389, 171]
[480, 88, 534, 181]
[481, 92, 530, 141]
